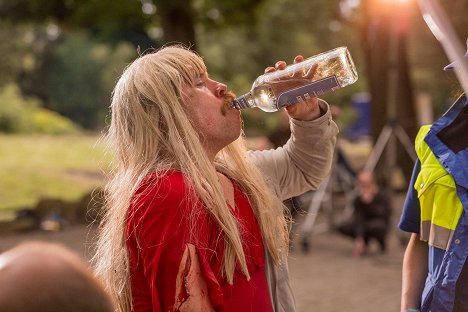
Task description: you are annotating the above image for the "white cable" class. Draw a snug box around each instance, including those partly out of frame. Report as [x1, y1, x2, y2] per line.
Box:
[418, 0, 468, 95]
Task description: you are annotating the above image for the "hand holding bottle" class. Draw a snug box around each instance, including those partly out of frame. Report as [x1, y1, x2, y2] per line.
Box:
[265, 55, 321, 121]
[233, 47, 358, 113]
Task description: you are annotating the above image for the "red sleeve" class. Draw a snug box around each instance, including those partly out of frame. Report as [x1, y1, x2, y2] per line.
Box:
[126, 172, 223, 312]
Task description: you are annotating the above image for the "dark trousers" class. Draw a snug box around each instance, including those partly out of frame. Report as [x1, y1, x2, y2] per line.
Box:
[337, 219, 388, 252]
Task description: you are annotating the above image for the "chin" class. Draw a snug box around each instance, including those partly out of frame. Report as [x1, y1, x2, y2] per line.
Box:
[226, 127, 242, 145]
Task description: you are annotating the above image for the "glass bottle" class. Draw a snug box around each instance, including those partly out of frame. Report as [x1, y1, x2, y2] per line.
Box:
[233, 47, 358, 112]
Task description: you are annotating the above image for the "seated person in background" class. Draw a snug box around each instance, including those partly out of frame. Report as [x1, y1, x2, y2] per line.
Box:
[0, 241, 114, 312]
[337, 171, 392, 257]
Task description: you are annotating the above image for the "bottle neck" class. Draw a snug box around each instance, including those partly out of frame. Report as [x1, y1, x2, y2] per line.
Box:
[233, 92, 255, 110]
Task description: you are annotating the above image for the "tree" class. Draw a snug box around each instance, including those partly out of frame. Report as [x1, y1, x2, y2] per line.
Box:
[0, 0, 157, 49]
[0, 24, 31, 87]
[156, 0, 196, 49]
[43, 33, 135, 128]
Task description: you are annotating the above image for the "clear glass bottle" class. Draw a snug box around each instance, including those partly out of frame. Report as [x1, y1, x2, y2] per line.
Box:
[233, 47, 358, 112]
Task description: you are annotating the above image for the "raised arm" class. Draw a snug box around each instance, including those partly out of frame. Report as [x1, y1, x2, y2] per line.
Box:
[249, 99, 338, 200]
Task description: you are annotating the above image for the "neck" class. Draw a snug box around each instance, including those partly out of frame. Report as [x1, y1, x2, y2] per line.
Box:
[204, 148, 218, 164]
[216, 171, 235, 208]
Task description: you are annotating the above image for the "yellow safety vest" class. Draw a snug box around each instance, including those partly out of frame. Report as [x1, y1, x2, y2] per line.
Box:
[414, 125, 464, 250]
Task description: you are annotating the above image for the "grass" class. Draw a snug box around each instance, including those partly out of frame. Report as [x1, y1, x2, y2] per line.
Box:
[0, 134, 373, 222]
[0, 134, 111, 220]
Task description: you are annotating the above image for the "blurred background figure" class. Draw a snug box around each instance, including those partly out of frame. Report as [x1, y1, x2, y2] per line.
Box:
[0, 241, 114, 312]
[336, 170, 392, 257]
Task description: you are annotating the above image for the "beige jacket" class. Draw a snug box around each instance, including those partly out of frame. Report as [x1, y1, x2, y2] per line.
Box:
[248, 100, 339, 312]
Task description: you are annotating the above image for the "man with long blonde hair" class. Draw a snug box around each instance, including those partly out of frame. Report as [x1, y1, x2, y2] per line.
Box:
[93, 45, 338, 312]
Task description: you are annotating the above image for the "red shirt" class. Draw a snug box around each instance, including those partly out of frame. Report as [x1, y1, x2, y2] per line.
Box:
[126, 171, 273, 312]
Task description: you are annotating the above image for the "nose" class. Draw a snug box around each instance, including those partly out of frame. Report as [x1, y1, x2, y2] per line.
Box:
[215, 83, 227, 98]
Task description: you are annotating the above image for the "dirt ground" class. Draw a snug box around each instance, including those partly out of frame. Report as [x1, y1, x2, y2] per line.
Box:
[289, 230, 405, 312]
[0, 195, 407, 312]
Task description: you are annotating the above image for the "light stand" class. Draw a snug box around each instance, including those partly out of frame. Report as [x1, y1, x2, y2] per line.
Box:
[298, 148, 356, 252]
[363, 120, 416, 174]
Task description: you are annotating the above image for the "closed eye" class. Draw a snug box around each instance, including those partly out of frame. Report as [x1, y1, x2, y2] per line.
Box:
[194, 72, 208, 88]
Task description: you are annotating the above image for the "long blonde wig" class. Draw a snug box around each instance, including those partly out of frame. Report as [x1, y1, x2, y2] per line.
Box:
[92, 45, 288, 312]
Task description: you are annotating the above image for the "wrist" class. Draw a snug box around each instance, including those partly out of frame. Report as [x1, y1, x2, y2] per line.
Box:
[303, 106, 321, 121]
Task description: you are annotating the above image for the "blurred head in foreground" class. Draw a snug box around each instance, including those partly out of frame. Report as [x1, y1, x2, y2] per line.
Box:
[0, 241, 114, 312]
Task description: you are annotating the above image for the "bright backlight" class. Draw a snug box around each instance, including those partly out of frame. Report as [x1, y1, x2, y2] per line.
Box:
[381, 0, 411, 3]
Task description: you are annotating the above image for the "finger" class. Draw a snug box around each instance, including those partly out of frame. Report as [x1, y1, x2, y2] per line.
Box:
[275, 61, 287, 70]
[291, 55, 305, 78]
[293, 55, 304, 63]
[304, 63, 318, 80]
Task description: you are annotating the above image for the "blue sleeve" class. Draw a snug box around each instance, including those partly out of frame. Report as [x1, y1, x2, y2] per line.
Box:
[398, 160, 421, 233]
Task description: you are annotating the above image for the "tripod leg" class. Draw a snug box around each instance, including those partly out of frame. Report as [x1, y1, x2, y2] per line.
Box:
[364, 125, 393, 172]
[394, 125, 417, 161]
[300, 175, 331, 236]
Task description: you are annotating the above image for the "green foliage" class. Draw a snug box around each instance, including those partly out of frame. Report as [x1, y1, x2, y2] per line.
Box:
[0, 0, 156, 47]
[0, 24, 31, 87]
[0, 0, 72, 23]
[194, 0, 263, 28]
[0, 84, 79, 134]
[44, 32, 136, 129]
[32, 109, 80, 135]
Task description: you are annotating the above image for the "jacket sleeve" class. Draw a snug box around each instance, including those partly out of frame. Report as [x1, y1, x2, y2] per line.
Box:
[398, 160, 422, 233]
[248, 100, 339, 200]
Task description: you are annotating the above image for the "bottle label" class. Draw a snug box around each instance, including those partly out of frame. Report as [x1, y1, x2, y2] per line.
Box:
[276, 76, 340, 109]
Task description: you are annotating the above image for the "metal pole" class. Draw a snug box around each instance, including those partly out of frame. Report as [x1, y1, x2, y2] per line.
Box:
[384, 2, 400, 189]
[418, 0, 468, 95]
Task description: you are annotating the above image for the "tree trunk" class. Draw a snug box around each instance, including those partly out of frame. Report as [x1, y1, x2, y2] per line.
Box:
[361, 0, 390, 144]
[158, 0, 197, 50]
[394, 30, 417, 181]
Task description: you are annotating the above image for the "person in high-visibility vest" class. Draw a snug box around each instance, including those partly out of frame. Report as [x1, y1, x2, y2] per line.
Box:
[399, 39, 468, 312]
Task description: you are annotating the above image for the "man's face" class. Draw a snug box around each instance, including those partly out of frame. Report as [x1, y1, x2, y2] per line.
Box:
[180, 72, 242, 157]
[358, 173, 373, 190]
[357, 172, 377, 202]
